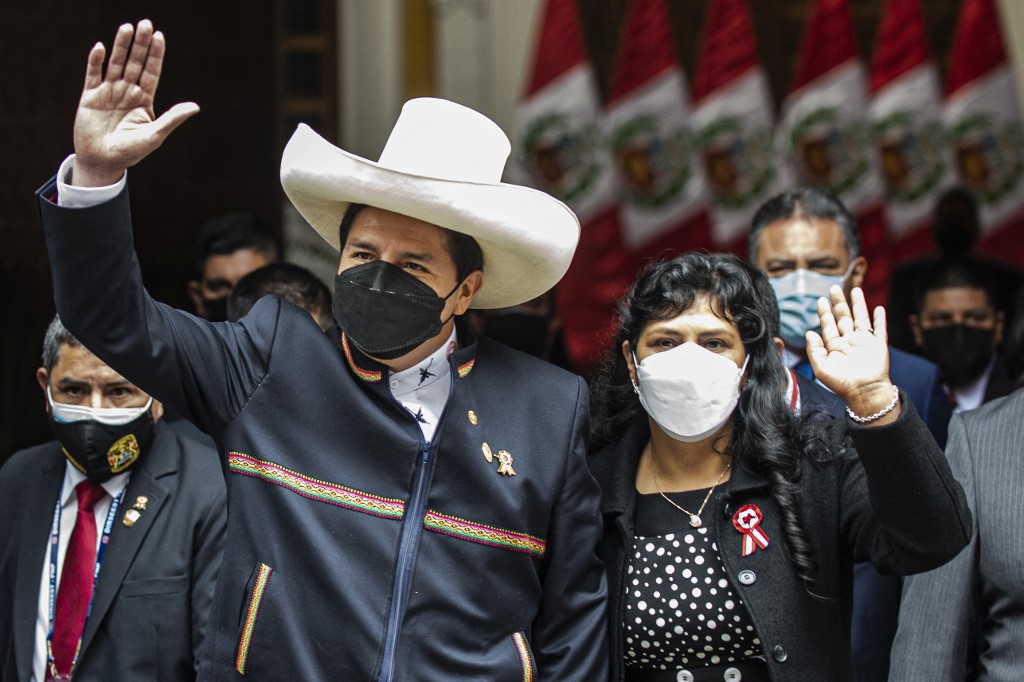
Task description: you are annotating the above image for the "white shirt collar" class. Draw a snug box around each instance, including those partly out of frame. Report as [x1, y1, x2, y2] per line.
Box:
[62, 461, 130, 506]
[949, 356, 996, 414]
[388, 328, 458, 398]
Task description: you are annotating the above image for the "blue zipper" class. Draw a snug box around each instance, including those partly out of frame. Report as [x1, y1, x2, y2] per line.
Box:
[377, 381, 452, 681]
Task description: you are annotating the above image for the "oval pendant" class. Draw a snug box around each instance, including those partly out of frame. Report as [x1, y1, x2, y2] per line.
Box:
[689, 515, 702, 528]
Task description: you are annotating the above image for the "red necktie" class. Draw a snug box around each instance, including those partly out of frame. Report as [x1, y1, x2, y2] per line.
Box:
[50, 481, 107, 678]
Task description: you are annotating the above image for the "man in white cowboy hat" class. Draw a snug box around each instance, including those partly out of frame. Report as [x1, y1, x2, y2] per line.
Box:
[35, 19, 608, 681]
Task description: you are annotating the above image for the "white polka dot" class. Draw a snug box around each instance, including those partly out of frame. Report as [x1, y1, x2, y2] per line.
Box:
[692, 588, 702, 598]
[684, 534, 694, 543]
[645, 543, 655, 552]
[665, 565, 675, 575]
[656, 618, 665, 627]
[638, 601, 647, 610]
[694, 555, 705, 565]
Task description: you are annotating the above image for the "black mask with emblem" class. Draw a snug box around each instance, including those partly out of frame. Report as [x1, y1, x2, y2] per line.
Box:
[48, 410, 156, 483]
[334, 260, 461, 360]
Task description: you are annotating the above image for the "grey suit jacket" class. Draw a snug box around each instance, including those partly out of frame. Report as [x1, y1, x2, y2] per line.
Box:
[0, 421, 227, 681]
[890, 387, 1024, 681]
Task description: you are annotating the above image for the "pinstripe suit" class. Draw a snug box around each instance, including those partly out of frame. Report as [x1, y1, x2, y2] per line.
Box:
[889, 387, 1024, 681]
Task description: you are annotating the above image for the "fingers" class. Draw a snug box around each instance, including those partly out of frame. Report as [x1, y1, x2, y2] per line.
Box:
[138, 30, 166, 107]
[121, 20, 155, 87]
[104, 23, 136, 83]
[817, 295, 839, 345]
[805, 330, 827, 371]
[83, 42, 106, 91]
[828, 285, 855, 336]
[152, 102, 201, 141]
[848, 288, 873, 332]
[873, 305, 888, 344]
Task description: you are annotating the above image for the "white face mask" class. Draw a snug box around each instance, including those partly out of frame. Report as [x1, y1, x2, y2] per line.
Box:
[47, 386, 153, 426]
[768, 261, 855, 349]
[632, 342, 749, 443]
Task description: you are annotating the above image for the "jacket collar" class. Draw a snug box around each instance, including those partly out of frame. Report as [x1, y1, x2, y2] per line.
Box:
[334, 316, 479, 388]
[588, 413, 771, 518]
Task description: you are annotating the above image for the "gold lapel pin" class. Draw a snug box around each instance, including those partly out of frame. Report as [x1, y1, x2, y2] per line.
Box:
[468, 410, 478, 425]
[133, 495, 148, 511]
[496, 450, 516, 477]
[123, 508, 141, 527]
[482, 442, 494, 463]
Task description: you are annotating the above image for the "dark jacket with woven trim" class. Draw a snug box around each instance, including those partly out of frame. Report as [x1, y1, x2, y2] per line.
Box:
[36, 180, 608, 681]
[588, 397, 971, 681]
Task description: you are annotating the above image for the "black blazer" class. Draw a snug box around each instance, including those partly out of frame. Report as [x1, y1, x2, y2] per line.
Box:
[588, 396, 971, 681]
[0, 421, 226, 681]
[36, 180, 609, 680]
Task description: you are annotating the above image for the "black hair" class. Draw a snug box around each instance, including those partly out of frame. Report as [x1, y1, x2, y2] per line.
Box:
[191, 212, 280, 280]
[1003, 285, 1024, 389]
[227, 263, 333, 330]
[911, 259, 1000, 315]
[41, 315, 81, 374]
[932, 187, 980, 258]
[339, 203, 484, 283]
[749, 187, 860, 263]
[590, 252, 839, 589]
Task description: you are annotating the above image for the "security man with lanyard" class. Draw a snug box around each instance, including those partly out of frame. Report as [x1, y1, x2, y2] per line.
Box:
[35, 20, 608, 681]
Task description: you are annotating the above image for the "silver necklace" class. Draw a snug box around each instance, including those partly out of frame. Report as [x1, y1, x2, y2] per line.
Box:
[646, 442, 731, 528]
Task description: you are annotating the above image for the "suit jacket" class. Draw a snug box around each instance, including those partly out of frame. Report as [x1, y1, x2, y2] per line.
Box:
[36, 180, 609, 680]
[800, 352, 947, 682]
[890, 387, 1024, 681]
[0, 421, 226, 681]
[589, 395, 971, 681]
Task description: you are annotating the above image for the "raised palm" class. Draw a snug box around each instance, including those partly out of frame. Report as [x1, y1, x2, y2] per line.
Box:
[806, 286, 892, 404]
[73, 20, 198, 186]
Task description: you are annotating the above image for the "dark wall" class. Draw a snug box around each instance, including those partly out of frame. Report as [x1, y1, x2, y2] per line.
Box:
[0, 2, 278, 457]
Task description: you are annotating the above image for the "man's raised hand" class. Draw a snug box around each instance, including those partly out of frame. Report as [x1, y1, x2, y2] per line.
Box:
[72, 20, 199, 187]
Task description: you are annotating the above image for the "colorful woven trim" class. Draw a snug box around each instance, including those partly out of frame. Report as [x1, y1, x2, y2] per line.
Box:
[340, 334, 382, 383]
[235, 563, 272, 675]
[513, 632, 534, 682]
[228, 453, 405, 520]
[424, 510, 546, 557]
[457, 359, 475, 378]
[228, 452, 546, 557]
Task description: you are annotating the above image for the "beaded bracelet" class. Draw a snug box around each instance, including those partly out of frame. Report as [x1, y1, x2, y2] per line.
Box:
[846, 384, 900, 424]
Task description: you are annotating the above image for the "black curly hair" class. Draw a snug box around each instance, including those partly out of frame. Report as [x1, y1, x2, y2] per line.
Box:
[590, 252, 840, 589]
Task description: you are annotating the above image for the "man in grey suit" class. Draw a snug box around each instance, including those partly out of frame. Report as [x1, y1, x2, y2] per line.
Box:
[0, 316, 226, 681]
[890, 387, 1024, 680]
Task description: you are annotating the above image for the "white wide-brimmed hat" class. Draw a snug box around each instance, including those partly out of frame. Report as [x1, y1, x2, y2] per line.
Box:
[280, 98, 580, 309]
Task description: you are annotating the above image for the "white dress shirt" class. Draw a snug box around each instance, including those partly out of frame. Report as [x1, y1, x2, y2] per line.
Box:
[33, 464, 129, 682]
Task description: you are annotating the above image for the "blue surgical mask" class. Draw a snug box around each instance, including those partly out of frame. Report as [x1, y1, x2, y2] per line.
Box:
[769, 262, 855, 349]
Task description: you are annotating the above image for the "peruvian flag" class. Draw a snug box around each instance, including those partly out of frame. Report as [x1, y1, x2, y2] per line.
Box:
[869, 0, 955, 257]
[691, 0, 790, 253]
[605, 0, 711, 262]
[945, 0, 1024, 262]
[512, 0, 632, 375]
[777, 0, 889, 304]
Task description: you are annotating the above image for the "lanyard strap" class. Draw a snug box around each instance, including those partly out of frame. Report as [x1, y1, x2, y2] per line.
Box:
[46, 480, 126, 679]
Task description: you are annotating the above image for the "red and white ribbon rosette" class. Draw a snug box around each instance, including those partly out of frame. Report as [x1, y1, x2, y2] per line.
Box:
[733, 504, 770, 557]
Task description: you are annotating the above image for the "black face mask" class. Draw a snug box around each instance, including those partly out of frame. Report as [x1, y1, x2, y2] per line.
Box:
[48, 410, 156, 483]
[920, 324, 995, 388]
[200, 295, 229, 322]
[334, 260, 460, 360]
[486, 313, 551, 357]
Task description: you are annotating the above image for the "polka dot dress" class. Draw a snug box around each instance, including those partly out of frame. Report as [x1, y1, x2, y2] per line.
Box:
[623, 488, 762, 671]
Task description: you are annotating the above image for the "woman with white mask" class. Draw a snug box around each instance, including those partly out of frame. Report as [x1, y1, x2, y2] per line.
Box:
[587, 252, 970, 681]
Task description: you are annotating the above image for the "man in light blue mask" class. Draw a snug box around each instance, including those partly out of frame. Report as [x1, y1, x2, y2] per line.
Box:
[748, 187, 953, 682]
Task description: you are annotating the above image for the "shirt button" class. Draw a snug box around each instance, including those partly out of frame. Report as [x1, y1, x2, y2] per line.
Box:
[738, 569, 756, 585]
[390, 380, 399, 388]
[724, 667, 742, 681]
[773, 644, 788, 662]
[676, 671, 694, 682]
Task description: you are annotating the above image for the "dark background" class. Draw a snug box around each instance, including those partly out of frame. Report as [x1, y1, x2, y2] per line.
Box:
[0, 0, 976, 458]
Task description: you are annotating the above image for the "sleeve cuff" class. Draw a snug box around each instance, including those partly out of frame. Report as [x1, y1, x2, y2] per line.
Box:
[56, 155, 127, 208]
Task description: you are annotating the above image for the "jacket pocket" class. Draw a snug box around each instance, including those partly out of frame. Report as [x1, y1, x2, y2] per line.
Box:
[235, 562, 273, 675]
[511, 631, 536, 682]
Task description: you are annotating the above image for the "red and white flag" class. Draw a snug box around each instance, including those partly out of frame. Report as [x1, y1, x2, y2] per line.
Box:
[605, 0, 711, 262]
[777, 0, 889, 304]
[944, 0, 1024, 261]
[869, 0, 955, 256]
[691, 0, 789, 253]
[512, 0, 632, 374]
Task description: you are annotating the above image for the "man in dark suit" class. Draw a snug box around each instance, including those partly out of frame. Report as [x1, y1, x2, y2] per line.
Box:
[35, 20, 607, 680]
[0, 316, 226, 681]
[747, 187, 953, 682]
[909, 259, 1015, 412]
[890, 386, 1024, 680]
